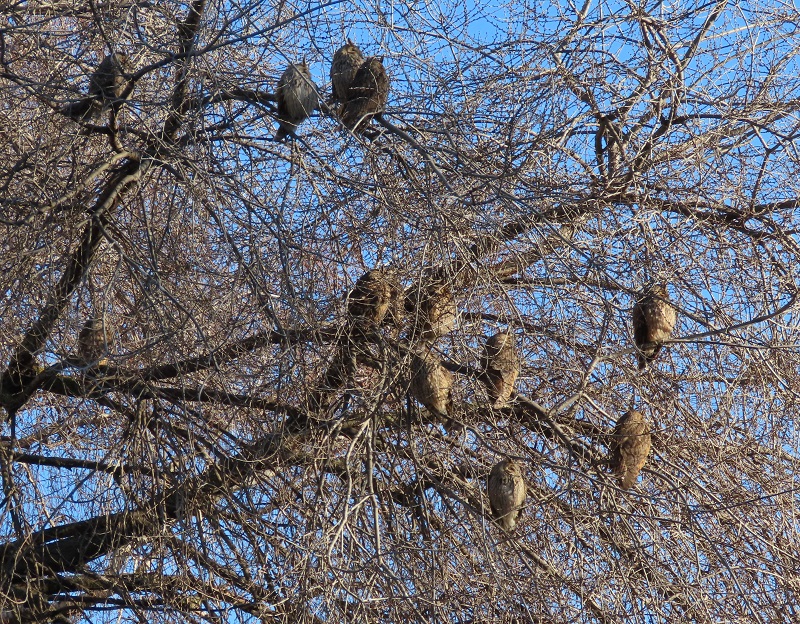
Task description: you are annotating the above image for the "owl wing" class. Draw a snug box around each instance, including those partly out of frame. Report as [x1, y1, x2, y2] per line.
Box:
[632, 298, 651, 348]
[342, 59, 388, 129]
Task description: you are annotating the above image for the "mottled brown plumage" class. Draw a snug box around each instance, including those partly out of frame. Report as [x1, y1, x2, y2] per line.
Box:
[341, 56, 389, 131]
[78, 317, 112, 364]
[487, 459, 526, 532]
[409, 350, 453, 419]
[275, 61, 319, 141]
[330, 40, 364, 103]
[405, 280, 457, 342]
[90, 53, 128, 99]
[62, 53, 129, 120]
[481, 332, 519, 407]
[347, 268, 403, 329]
[307, 348, 349, 415]
[632, 282, 677, 369]
[609, 410, 651, 489]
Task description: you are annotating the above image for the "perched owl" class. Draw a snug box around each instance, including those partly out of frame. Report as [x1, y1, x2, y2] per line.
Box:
[78, 317, 112, 364]
[481, 332, 519, 408]
[347, 268, 403, 329]
[307, 348, 349, 415]
[609, 410, 651, 489]
[274, 61, 319, 141]
[632, 282, 677, 370]
[487, 459, 526, 532]
[62, 53, 129, 120]
[409, 350, 453, 419]
[330, 40, 364, 104]
[405, 280, 457, 342]
[341, 57, 389, 131]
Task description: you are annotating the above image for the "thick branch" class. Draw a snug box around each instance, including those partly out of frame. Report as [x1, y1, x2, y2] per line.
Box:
[0, 160, 142, 418]
[159, 0, 207, 143]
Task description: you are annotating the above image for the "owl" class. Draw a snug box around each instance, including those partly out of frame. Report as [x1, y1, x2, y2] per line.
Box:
[487, 459, 526, 532]
[405, 280, 457, 342]
[274, 61, 319, 141]
[409, 350, 453, 419]
[78, 317, 112, 364]
[89, 53, 129, 100]
[347, 268, 403, 329]
[609, 410, 651, 489]
[341, 57, 389, 131]
[632, 282, 677, 369]
[62, 52, 129, 120]
[481, 332, 519, 408]
[306, 348, 349, 415]
[330, 40, 364, 104]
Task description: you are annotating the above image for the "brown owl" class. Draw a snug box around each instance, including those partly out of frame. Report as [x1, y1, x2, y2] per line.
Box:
[306, 348, 349, 415]
[62, 52, 129, 120]
[409, 350, 453, 419]
[632, 282, 677, 369]
[330, 40, 364, 104]
[609, 410, 651, 489]
[480, 332, 519, 408]
[78, 317, 112, 364]
[487, 459, 526, 532]
[275, 61, 319, 141]
[405, 280, 457, 342]
[341, 57, 389, 131]
[89, 53, 129, 100]
[347, 268, 403, 329]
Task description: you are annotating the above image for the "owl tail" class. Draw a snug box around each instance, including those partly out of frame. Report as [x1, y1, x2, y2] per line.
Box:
[61, 98, 99, 120]
[619, 470, 637, 489]
[341, 104, 368, 132]
[638, 343, 663, 369]
[274, 121, 297, 142]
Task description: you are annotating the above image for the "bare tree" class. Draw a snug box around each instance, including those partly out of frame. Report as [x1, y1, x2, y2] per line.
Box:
[1, 1, 799, 622]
